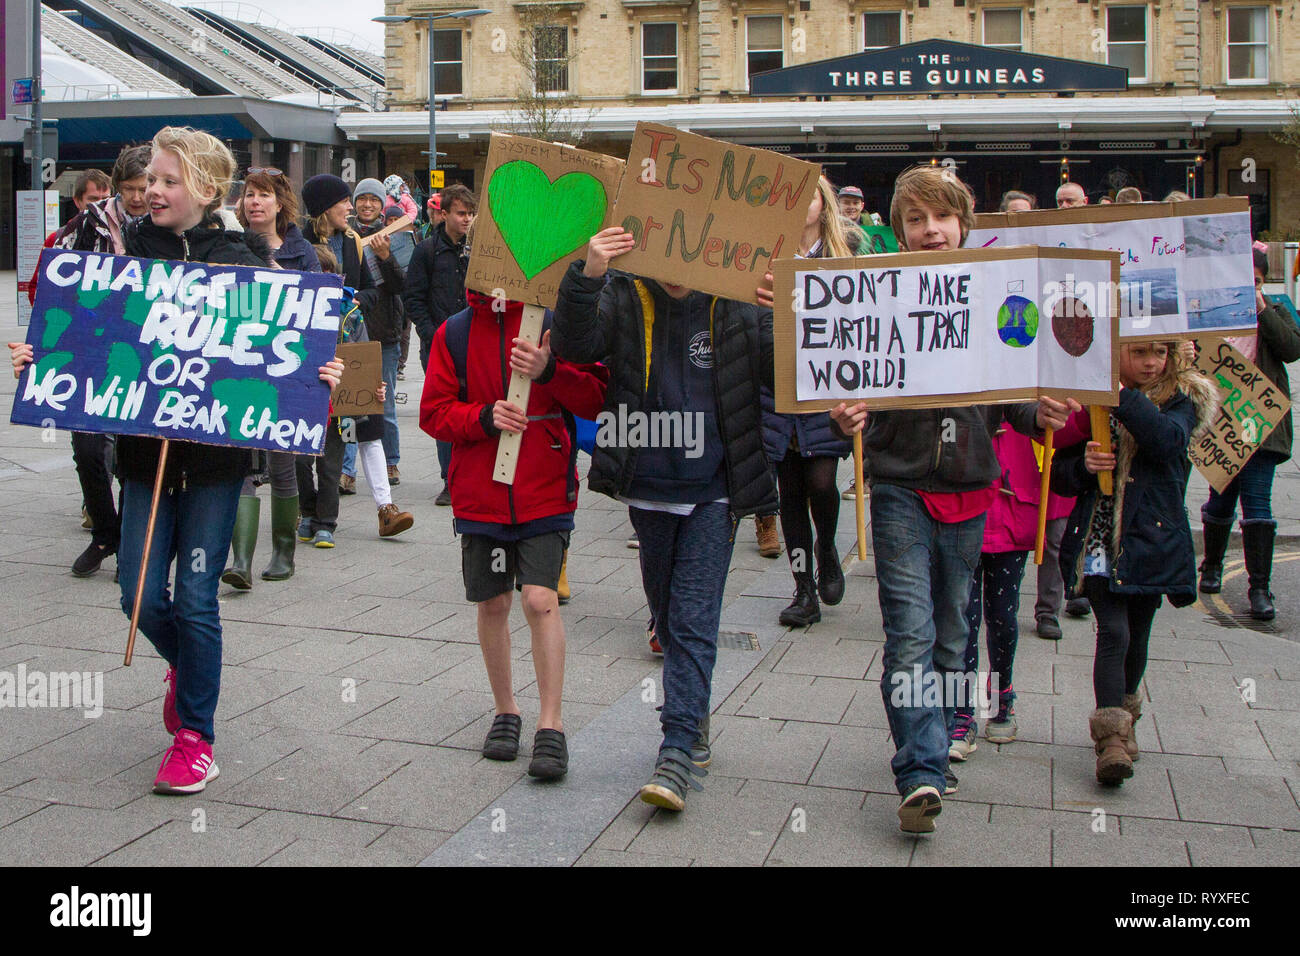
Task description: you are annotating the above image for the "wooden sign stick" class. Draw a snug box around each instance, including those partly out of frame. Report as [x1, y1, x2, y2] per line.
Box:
[1034, 430, 1055, 566]
[853, 432, 867, 560]
[358, 216, 414, 245]
[1090, 404, 1114, 496]
[125, 439, 170, 666]
[494, 304, 547, 485]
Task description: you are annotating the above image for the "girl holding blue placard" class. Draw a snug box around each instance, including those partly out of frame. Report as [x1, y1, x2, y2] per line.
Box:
[12, 127, 346, 797]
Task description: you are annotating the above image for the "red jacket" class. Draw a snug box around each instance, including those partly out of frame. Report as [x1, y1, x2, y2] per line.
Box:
[420, 293, 608, 525]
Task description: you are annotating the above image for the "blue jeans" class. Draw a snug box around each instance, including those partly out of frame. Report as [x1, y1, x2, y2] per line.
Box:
[871, 483, 984, 795]
[630, 502, 735, 753]
[381, 341, 399, 466]
[342, 440, 357, 479]
[954, 550, 1025, 729]
[1202, 451, 1282, 526]
[118, 477, 241, 743]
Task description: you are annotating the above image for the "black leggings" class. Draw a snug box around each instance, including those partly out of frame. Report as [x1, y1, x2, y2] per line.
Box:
[1084, 576, 1162, 708]
[775, 454, 841, 576]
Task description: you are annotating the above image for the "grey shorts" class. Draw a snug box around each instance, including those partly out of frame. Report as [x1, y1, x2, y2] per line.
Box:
[461, 531, 569, 603]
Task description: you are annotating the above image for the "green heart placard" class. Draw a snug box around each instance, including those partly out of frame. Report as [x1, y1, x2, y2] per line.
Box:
[487, 161, 607, 280]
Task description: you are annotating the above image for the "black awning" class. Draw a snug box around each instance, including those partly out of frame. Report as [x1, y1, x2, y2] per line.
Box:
[751, 40, 1128, 96]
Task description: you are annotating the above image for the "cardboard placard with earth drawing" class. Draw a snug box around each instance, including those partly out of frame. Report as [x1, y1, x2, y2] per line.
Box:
[1189, 338, 1290, 493]
[467, 133, 626, 309]
[773, 246, 1121, 413]
[611, 123, 822, 304]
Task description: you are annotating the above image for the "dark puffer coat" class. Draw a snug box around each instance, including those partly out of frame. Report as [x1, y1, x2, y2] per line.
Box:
[1053, 371, 1219, 606]
[550, 261, 779, 518]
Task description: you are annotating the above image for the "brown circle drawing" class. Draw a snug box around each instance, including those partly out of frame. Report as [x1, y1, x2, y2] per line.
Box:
[1052, 297, 1094, 357]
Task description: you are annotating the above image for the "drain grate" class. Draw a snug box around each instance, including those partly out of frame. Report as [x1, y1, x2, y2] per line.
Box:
[718, 630, 760, 652]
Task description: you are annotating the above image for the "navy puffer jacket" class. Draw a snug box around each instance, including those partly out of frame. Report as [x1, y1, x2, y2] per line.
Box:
[1053, 372, 1219, 606]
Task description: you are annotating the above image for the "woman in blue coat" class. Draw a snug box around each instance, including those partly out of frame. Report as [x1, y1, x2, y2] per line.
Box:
[221, 167, 322, 588]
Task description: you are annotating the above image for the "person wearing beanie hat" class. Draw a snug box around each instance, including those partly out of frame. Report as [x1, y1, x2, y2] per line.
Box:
[302, 174, 352, 220]
[354, 178, 387, 206]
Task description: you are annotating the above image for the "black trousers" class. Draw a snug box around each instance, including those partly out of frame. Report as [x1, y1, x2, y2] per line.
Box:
[1084, 576, 1162, 708]
[297, 422, 345, 533]
[72, 432, 120, 550]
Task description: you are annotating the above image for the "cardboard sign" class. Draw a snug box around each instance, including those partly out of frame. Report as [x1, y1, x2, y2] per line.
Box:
[332, 341, 384, 416]
[1189, 339, 1290, 493]
[11, 249, 342, 454]
[467, 133, 626, 309]
[968, 198, 1255, 341]
[773, 246, 1120, 413]
[611, 123, 822, 304]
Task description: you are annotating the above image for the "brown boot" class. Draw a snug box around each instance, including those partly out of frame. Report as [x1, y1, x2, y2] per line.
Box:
[1089, 707, 1134, 786]
[755, 515, 781, 558]
[1120, 693, 1143, 761]
[378, 503, 414, 538]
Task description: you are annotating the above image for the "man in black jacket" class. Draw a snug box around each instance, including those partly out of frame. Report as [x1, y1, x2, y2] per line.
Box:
[551, 225, 777, 815]
[403, 183, 475, 503]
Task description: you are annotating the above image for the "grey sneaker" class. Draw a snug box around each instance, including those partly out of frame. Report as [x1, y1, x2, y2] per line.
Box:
[1035, 615, 1063, 640]
[691, 715, 711, 768]
[943, 768, 959, 795]
[948, 721, 978, 762]
[638, 747, 706, 812]
[985, 712, 1018, 744]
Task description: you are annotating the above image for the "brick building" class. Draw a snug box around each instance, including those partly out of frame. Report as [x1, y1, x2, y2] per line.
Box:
[344, 0, 1300, 236]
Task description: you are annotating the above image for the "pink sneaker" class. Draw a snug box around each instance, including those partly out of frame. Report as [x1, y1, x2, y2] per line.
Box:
[163, 667, 180, 735]
[153, 729, 219, 794]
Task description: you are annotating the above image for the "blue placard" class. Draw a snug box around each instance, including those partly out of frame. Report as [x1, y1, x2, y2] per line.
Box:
[12, 79, 33, 104]
[11, 249, 343, 454]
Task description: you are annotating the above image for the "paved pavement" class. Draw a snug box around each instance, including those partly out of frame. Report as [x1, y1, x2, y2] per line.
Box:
[1, 271, 1298, 866]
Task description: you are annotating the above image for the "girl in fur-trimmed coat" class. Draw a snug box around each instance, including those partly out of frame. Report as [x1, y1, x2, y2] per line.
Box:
[1053, 341, 1218, 786]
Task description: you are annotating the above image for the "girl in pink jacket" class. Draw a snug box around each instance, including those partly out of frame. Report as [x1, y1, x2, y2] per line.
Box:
[948, 414, 1084, 760]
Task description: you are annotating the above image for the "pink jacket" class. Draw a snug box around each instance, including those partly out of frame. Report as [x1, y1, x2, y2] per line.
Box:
[982, 414, 1085, 553]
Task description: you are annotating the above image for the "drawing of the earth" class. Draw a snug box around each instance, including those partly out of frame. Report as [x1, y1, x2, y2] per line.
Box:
[997, 295, 1039, 348]
[1052, 297, 1094, 357]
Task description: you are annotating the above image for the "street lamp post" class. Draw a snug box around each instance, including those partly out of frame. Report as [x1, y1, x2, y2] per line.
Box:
[374, 9, 489, 200]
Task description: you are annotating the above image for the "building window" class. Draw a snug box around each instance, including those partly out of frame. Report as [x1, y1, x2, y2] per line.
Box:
[746, 15, 783, 86]
[862, 11, 902, 50]
[535, 25, 569, 93]
[983, 9, 1022, 51]
[1226, 6, 1268, 83]
[642, 22, 678, 94]
[1106, 6, 1148, 82]
[433, 29, 463, 96]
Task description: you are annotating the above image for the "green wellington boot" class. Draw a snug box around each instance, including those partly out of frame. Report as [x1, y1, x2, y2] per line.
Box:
[261, 495, 299, 582]
[220, 496, 261, 591]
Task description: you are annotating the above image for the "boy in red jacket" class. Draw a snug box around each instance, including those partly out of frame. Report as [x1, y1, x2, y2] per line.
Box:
[421, 291, 608, 779]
